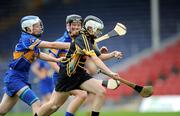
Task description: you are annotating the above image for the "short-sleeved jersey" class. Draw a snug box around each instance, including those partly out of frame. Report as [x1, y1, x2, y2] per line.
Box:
[8, 32, 41, 72]
[62, 31, 101, 77]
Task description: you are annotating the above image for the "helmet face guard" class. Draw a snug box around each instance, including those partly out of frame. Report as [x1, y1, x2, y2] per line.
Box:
[66, 14, 82, 25]
[66, 14, 83, 35]
[84, 15, 104, 37]
[21, 15, 44, 37]
[85, 20, 103, 37]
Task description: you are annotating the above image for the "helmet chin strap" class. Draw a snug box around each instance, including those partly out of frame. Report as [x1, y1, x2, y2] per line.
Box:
[33, 33, 42, 38]
[31, 28, 43, 38]
[22, 30, 42, 38]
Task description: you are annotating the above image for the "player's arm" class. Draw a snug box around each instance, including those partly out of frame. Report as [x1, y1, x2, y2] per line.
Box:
[94, 43, 123, 61]
[38, 52, 63, 63]
[99, 51, 123, 60]
[22, 37, 70, 50]
[37, 41, 70, 50]
[75, 35, 119, 79]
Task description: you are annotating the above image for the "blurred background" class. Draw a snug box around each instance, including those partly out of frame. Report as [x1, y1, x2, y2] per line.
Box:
[0, 0, 180, 115]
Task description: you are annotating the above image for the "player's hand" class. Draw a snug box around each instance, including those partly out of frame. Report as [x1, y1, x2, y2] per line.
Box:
[100, 46, 108, 54]
[57, 57, 66, 62]
[112, 51, 123, 59]
[110, 72, 120, 80]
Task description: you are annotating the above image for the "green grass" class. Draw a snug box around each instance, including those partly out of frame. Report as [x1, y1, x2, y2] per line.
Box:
[6, 111, 180, 116]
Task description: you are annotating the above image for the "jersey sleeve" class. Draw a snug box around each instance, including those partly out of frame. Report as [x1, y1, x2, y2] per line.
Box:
[48, 48, 58, 57]
[22, 36, 42, 50]
[75, 34, 97, 57]
[93, 43, 101, 57]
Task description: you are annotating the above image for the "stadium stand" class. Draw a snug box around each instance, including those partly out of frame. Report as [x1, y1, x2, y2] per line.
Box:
[106, 39, 180, 100]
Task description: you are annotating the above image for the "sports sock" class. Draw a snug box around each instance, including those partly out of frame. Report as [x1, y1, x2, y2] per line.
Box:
[65, 112, 74, 116]
[91, 111, 99, 116]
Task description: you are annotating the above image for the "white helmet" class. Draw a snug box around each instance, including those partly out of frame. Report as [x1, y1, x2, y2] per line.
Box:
[84, 15, 104, 36]
[21, 15, 43, 36]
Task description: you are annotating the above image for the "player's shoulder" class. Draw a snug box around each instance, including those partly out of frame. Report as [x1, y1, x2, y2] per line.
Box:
[20, 32, 38, 43]
[75, 31, 86, 42]
[56, 31, 71, 42]
[21, 32, 36, 39]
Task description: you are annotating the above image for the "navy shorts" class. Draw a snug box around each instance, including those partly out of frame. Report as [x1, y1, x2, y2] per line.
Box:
[3, 69, 31, 97]
[55, 64, 92, 92]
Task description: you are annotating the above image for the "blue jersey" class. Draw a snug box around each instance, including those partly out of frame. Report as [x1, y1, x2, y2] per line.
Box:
[9, 32, 41, 72]
[3, 32, 42, 97]
[49, 31, 72, 84]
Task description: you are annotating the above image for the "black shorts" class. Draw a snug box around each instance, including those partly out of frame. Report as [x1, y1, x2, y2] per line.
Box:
[55, 64, 92, 92]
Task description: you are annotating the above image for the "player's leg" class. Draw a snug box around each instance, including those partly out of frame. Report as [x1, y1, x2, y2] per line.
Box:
[85, 59, 120, 90]
[80, 78, 106, 116]
[65, 90, 87, 116]
[16, 86, 41, 114]
[0, 94, 19, 116]
[35, 90, 69, 116]
[42, 93, 52, 104]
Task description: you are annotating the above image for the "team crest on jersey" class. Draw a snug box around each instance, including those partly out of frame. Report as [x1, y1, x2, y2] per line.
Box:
[30, 38, 35, 43]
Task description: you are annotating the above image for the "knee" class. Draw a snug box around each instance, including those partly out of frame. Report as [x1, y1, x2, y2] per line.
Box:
[0, 109, 7, 116]
[96, 88, 106, 98]
[0, 112, 6, 116]
[77, 91, 88, 100]
[0, 111, 6, 116]
[0, 105, 7, 116]
[32, 101, 41, 113]
[49, 102, 60, 111]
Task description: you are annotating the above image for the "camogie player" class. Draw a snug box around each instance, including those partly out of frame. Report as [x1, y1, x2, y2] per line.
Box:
[35, 15, 121, 116]
[48, 14, 122, 116]
[0, 15, 69, 115]
[31, 59, 54, 104]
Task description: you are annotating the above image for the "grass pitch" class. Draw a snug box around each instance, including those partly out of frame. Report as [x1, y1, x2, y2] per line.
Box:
[6, 111, 180, 116]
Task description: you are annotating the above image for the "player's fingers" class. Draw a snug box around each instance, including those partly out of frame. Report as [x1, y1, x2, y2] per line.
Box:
[115, 53, 122, 59]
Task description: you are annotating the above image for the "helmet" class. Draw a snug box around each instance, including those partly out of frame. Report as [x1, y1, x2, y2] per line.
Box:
[66, 14, 82, 24]
[83, 15, 104, 36]
[21, 15, 43, 36]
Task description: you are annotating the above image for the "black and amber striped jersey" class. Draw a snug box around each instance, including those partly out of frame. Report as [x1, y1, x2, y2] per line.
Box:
[62, 31, 101, 76]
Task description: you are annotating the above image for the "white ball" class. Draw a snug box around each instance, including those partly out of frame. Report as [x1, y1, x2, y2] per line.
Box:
[107, 78, 120, 90]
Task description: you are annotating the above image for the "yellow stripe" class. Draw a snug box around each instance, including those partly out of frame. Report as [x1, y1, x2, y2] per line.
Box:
[66, 63, 70, 77]
[78, 64, 84, 69]
[24, 50, 36, 63]
[29, 39, 41, 50]
[83, 34, 91, 51]
[84, 34, 90, 51]
[79, 61, 85, 64]
[13, 50, 37, 63]
[66, 50, 77, 76]
[82, 34, 89, 51]
[67, 53, 82, 77]
[51, 49, 58, 55]
[72, 55, 81, 75]
[13, 52, 24, 59]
